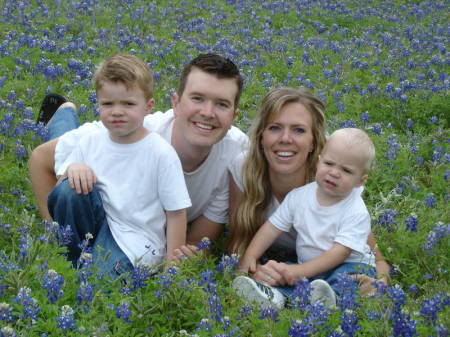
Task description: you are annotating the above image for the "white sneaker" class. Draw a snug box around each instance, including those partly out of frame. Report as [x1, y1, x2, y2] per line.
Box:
[310, 279, 336, 309]
[232, 276, 286, 310]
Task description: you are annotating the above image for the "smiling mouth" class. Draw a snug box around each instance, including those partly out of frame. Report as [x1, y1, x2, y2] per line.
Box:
[275, 151, 295, 158]
[194, 121, 214, 130]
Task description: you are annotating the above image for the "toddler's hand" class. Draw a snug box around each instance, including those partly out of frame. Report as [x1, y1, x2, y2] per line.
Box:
[67, 163, 97, 195]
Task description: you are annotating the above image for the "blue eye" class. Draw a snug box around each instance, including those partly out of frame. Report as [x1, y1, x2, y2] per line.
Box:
[267, 125, 280, 131]
[293, 127, 306, 134]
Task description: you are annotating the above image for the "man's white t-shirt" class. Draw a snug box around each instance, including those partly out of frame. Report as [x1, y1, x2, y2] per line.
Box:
[55, 109, 248, 224]
[60, 130, 191, 267]
[269, 181, 375, 266]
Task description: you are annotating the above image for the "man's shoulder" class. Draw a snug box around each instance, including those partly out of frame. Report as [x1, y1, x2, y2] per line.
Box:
[216, 125, 249, 151]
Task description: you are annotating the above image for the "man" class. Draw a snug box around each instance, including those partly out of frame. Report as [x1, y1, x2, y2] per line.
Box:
[28, 53, 248, 252]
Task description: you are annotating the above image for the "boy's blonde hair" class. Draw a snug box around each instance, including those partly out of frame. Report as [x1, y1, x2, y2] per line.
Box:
[326, 128, 376, 173]
[93, 53, 153, 101]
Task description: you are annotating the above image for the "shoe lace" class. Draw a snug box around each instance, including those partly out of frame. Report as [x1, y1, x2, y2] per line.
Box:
[256, 282, 274, 299]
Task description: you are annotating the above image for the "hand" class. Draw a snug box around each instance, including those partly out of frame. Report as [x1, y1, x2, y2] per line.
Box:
[239, 255, 257, 274]
[252, 260, 287, 286]
[351, 274, 388, 296]
[172, 244, 200, 262]
[67, 163, 97, 194]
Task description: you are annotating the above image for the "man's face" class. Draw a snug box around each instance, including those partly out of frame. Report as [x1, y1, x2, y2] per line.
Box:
[172, 68, 238, 149]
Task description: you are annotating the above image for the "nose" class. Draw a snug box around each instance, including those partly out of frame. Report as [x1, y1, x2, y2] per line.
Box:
[280, 128, 292, 143]
[111, 107, 123, 116]
[329, 167, 340, 177]
[199, 101, 214, 118]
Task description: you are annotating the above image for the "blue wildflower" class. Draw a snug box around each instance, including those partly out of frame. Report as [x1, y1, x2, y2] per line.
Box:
[14, 287, 40, 321]
[0, 303, 14, 322]
[376, 208, 398, 231]
[259, 306, 279, 322]
[424, 193, 436, 208]
[0, 326, 16, 337]
[291, 277, 312, 310]
[422, 222, 449, 254]
[216, 254, 239, 275]
[56, 305, 77, 333]
[288, 319, 311, 336]
[404, 214, 418, 232]
[42, 269, 64, 304]
[116, 301, 132, 323]
[419, 293, 449, 324]
[197, 237, 211, 251]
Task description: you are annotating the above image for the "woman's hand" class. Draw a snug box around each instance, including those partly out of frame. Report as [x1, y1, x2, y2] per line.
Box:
[252, 260, 287, 286]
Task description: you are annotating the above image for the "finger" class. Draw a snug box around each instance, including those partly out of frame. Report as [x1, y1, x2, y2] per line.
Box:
[80, 174, 90, 195]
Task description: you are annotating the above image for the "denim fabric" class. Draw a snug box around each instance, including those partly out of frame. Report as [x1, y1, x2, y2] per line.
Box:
[45, 105, 80, 141]
[47, 179, 133, 278]
[275, 262, 376, 299]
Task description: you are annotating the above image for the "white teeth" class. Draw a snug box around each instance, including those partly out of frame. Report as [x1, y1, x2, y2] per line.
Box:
[195, 122, 213, 130]
[276, 151, 295, 157]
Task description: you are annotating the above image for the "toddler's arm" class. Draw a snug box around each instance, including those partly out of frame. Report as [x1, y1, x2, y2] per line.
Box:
[240, 221, 282, 274]
[66, 163, 97, 195]
[281, 243, 351, 285]
[165, 209, 187, 262]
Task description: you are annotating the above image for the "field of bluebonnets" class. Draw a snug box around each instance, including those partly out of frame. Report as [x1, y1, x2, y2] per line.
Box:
[0, 0, 449, 336]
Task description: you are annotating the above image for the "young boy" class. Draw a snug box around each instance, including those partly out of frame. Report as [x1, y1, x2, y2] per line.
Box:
[48, 54, 191, 277]
[233, 128, 376, 309]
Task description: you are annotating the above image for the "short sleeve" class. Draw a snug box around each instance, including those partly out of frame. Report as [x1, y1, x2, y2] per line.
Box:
[202, 172, 229, 224]
[228, 151, 246, 192]
[268, 191, 295, 232]
[334, 212, 371, 254]
[157, 149, 192, 212]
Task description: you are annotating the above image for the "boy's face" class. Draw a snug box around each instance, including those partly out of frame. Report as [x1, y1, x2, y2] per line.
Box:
[171, 68, 238, 149]
[98, 81, 153, 144]
[315, 137, 368, 203]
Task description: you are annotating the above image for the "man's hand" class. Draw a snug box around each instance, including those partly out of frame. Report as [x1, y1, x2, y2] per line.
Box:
[66, 163, 97, 194]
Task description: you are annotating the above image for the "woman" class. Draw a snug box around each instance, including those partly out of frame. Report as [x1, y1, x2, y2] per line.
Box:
[228, 87, 389, 294]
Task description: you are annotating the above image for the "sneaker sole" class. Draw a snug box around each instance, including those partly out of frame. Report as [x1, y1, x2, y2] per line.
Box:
[233, 276, 280, 309]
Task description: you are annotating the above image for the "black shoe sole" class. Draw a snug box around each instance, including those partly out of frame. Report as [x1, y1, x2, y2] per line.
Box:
[36, 93, 67, 125]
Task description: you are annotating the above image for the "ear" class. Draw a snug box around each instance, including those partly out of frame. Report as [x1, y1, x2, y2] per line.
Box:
[357, 174, 368, 187]
[171, 92, 180, 115]
[146, 98, 154, 114]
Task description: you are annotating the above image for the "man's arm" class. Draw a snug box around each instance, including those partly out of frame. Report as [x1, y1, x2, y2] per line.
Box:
[187, 215, 223, 246]
[165, 209, 187, 262]
[28, 138, 59, 221]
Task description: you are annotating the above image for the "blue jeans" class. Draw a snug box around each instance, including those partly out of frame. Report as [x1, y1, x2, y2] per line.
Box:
[276, 262, 376, 299]
[45, 105, 80, 141]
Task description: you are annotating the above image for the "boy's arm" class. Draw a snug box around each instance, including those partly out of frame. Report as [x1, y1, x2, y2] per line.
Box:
[66, 163, 97, 195]
[281, 243, 351, 285]
[165, 209, 187, 262]
[28, 138, 59, 221]
[240, 221, 282, 273]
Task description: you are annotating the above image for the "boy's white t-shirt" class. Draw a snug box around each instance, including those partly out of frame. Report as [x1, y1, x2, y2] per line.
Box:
[55, 109, 248, 224]
[60, 130, 191, 267]
[269, 181, 375, 266]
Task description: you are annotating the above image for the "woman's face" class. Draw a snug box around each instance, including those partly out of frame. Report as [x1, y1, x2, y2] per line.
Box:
[261, 102, 314, 179]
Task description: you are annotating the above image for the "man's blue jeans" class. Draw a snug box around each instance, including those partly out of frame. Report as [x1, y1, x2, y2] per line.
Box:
[46, 106, 133, 278]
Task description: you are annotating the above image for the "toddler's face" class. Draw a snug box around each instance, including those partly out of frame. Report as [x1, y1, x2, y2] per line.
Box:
[315, 137, 368, 203]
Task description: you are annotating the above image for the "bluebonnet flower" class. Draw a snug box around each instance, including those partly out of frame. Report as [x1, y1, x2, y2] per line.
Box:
[424, 193, 436, 208]
[259, 306, 279, 322]
[56, 305, 77, 333]
[386, 134, 401, 161]
[14, 287, 40, 321]
[197, 237, 211, 251]
[419, 293, 449, 324]
[434, 324, 448, 337]
[407, 285, 419, 295]
[291, 277, 311, 310]
[360, 111, 369, 125]
[387, 285, 418, 337]
[216, 254, 239, 275]
[404, 214, 418, 232]
[376, 208, 398, 231]
[198, 269, 217, 294]
[196, 318, 212, 332]
[42, 269, 64, 303]
[0, 303, 14, 322]
[116, 301, 132, 323]
[15, 141, 26, 161]
[208, 294, 224, 323]
[406, 119, 414, 130]
[77, 282, 94, 305]
[0, 326, 16, 337]
[288, 319, 311, 336]
[422, 222, 449, 254]
[335, 274, 358, 311]
[237, 304, 253, 320]
[430, 116, 439, 124]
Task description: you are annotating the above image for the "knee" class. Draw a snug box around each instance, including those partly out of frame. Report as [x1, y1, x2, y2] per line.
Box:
[59, 102, 77, 110]
[48, 179, 81, 207]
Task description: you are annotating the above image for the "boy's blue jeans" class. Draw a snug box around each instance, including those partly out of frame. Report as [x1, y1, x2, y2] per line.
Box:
[276, 262, 376, 299]
[46, 106, 133, 278]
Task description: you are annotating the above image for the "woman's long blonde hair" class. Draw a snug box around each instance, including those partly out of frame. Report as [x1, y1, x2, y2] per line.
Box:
[227, 87, 326, 256]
